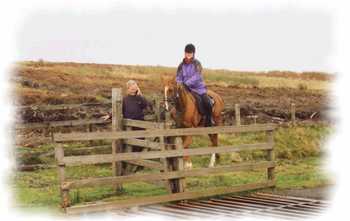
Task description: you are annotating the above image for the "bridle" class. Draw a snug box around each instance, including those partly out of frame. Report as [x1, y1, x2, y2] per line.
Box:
[164, 84, 180, 111]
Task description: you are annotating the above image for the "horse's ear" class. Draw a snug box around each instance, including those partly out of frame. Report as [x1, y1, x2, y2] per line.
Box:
[160, 75, 167, 85]
[160, 74, 175, 85]
[170, 75, 176, 83]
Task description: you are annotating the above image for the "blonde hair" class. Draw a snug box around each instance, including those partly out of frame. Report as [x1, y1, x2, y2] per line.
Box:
[126, 80, 137, 88]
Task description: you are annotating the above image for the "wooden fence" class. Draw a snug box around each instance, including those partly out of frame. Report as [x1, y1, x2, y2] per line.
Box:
[53, 88, 277, 214]
[15, 96, 303, 133]
[15, 86, 327, 172]
[15, 85, 319, 149]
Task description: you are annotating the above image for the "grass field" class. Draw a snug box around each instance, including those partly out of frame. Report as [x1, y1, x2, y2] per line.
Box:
[12, 124, 333, 210]
[12, 60, 334, 212]
[12, 156, 331, 210]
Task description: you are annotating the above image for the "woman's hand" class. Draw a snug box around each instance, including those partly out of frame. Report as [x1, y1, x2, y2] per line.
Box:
[136, 86, 143, 96]
[101, 113, 111, 121]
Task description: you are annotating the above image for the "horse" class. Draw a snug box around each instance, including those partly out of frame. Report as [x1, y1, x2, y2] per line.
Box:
[161, 75, 225, 169]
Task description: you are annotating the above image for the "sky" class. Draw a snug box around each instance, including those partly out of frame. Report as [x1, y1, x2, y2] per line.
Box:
[17, 5, 333, 72]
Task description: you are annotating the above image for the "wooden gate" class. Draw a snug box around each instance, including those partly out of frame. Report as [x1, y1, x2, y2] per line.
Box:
[53, 88, 277, 214]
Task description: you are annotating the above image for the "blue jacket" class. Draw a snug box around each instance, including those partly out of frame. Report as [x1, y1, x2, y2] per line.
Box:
[176, 58, 207, 95]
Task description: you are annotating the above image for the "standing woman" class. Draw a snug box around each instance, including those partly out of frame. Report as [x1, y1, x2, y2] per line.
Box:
[176, 43, 213, 126]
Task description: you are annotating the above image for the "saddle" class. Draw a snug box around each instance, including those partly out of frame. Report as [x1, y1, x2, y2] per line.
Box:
[190, 91, 214, 116]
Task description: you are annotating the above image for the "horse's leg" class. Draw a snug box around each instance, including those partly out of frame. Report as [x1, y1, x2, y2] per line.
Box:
[182, 135, 193, 170]
[208, 133, 218, 167]
[208, 113, 222, 167]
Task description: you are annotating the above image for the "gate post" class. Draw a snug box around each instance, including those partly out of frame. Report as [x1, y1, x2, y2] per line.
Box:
[174, 136, 186, 193]
[55, 143, 70, 209]
[112, 88, 124, 192]
[267, 130, 276, 185]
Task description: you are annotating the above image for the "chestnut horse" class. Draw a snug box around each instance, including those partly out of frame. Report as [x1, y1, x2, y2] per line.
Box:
[161, 75, 225, 169]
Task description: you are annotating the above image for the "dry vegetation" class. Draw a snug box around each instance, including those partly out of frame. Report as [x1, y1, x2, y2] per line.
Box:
[12, 60, 332, 105]
[12, 61, 333, 123]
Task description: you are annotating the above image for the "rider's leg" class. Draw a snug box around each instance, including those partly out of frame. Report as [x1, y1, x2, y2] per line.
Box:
[201, 93, 212, 126]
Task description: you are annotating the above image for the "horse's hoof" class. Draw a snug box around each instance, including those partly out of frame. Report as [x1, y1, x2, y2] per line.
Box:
[184, 161, 193, 170]
[208, 154, 216, 168]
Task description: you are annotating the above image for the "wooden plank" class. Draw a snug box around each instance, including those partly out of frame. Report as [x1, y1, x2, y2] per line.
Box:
[54, 124, 277, 142]
[16, 136, 52, 145]
[17, 101, 112, 111]
[16, 101, 331, 113]
[124, 138, 162, 150]
[144, 114, 156, 121]
[51, 119, 109, 127]
[63, 161, 275, 189]
[17, 164, 56, 171]
[65, 181, 275, 214]
[61, 143, 273, 166]
[126, 159, 164, 170]
[65, 145, 111, 155]
[16, 122, 50, 129]
[16, 118, 111, 129]
[24, 145, 111, 159]
[15, 117, 159, 130]
[123, 119, 161, 129]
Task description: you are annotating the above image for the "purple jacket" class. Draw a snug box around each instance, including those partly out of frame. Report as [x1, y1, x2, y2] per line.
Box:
[176, 59, 207, 95]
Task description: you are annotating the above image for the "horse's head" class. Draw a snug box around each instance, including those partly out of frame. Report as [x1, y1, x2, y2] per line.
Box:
[161, 75, 180, 111]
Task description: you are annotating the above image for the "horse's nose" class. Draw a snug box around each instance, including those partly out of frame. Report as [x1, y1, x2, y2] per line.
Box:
[164, 86, 169, 111]
[165, 101, 169, 111]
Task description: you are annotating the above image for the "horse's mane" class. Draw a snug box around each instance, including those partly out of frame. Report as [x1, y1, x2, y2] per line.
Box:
[177, 83, 197, 107]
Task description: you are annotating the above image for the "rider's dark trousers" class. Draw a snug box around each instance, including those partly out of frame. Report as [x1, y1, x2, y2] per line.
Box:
[200, 93, 213, 126]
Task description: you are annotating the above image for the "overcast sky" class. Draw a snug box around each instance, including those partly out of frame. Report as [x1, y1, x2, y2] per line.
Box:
[17, 6, 333, 72]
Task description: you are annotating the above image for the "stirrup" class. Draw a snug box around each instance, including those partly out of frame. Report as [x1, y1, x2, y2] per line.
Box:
[205, 117, 212, 127]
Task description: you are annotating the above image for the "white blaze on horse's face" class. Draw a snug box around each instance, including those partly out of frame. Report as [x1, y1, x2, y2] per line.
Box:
[164, 86, 169, 111]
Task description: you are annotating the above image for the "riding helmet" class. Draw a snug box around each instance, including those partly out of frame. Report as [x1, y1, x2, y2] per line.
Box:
[185, 43, 196, 54]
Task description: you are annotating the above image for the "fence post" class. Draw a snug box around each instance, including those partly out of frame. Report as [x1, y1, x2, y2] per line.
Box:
[174, 136, 186, 193]
[87, 124, 93, 145]
[291, 103, 296, 125]
[266, 130, 276, 185]
[154, 96, 161, 122]
[164, 111, 177, 192]
[253, 115, 257, 125]
[55, 143, 70, 209]
[112, 88, 124, 192]
[156, 96, 173, 192]
[235, 104, 241, 126]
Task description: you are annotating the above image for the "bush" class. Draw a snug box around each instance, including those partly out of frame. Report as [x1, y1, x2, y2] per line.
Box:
[298, 83, 308, 90]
